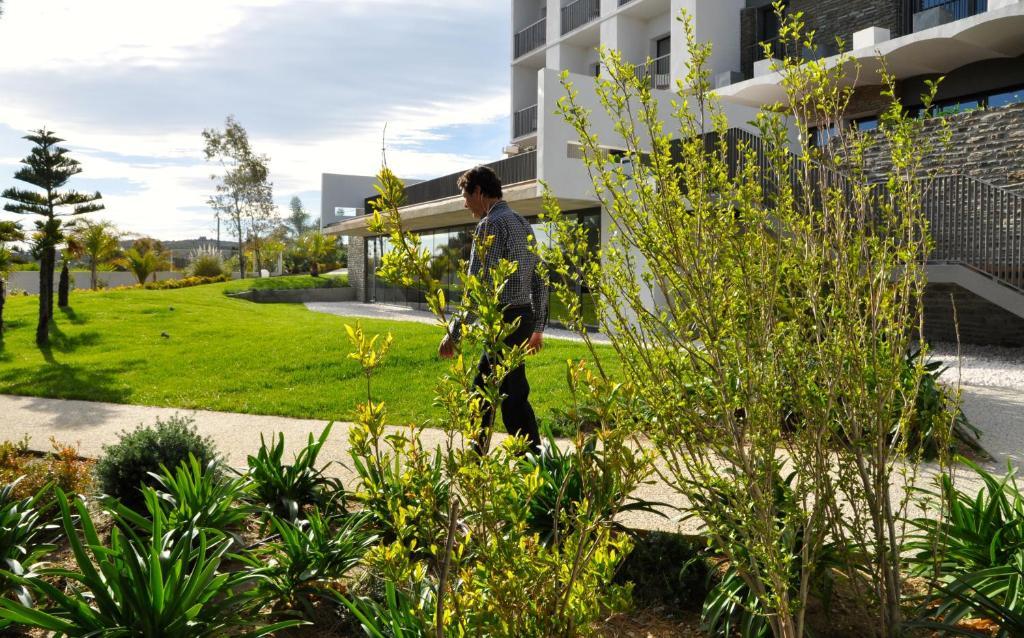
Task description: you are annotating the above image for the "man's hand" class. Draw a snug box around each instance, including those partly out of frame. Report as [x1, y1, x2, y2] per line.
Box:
[526, 331, 543, 355]
[438, 334, 456, 359]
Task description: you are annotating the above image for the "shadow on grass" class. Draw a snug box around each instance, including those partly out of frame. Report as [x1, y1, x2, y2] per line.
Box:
[44, 322, 102, 358]
[59, 306, 87, 325]
[1, 355, 135, 405]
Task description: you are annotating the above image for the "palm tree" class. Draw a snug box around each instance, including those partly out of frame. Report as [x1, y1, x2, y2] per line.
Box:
[69, 220, 121, 290]
[298, 230, 333, 277]
[120, 247, 170, 285]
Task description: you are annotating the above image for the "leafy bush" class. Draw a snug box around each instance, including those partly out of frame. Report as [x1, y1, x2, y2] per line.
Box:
[188, 245, 227, 278]
[903, 348, 980, 460]
[614, 531, 708, 612]
[143, 274, 229, 290]
[150, 454, 254, 536]
[247, 423, 344, 521]
[0, 479, 57, 604]
[908, 460, 1024, 631]
[0, 489, 303, 636]
[0, 436, 93, 504]
[249, 510, 376, 619]
[95, 415, 219, 512]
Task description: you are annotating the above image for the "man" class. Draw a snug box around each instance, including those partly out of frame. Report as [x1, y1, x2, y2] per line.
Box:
[439, 165, 548, 454]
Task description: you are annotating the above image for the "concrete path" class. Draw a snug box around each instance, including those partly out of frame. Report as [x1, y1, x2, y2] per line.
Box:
[305, 301, 611, 344]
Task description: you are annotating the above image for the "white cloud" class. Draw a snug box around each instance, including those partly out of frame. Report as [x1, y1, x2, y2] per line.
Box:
[0, 0, 513, 240]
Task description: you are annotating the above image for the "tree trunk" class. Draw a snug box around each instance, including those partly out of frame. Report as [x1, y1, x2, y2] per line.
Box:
[36, 247, 54, 346]
[58, 261, 70, 308]
[90, 261, 98, 290]
[237, 226, 246, 279]
[311, 260, 319, 277]
[0, 278, 6, 335]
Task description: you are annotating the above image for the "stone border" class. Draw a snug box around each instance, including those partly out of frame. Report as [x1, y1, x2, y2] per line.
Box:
[227, 287, 355, 303]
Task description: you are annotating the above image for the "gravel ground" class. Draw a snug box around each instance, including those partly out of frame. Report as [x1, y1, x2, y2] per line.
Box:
[929, 342, 1024, 391]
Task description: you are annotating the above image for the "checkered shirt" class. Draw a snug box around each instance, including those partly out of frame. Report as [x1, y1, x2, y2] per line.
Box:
[449, 200, 549, 341]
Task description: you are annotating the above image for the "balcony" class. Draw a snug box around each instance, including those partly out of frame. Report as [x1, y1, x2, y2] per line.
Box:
[513, 104, 538, 138]
[561, 0, 600, 35]
[903, 0, 988, 34]
[514, 17, 546, 58]
[365, 152, 538, 212]
[634, 54, 671, 90]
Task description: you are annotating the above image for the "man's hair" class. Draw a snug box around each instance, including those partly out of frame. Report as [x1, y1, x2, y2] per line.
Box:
[458, 165, 503, 199]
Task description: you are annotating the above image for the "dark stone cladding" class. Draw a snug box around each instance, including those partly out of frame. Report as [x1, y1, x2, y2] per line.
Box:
[923, 283, 1024, 347]
[740, 0, 902, 79]
[348, 236, 367, 302]
[861, 102, 1024, 196]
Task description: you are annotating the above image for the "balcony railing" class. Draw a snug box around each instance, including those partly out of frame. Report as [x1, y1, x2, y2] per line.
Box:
[365, 152, 538, 212]
[514, 17, 546, 58]
[561, 0, 600, 35]
[513, 104, 538, 138]
[903, 0, 988, 34]
[633, 54, 671, 90]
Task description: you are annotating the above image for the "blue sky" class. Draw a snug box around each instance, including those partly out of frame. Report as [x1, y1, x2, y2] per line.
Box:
[0, 0, 511, 239]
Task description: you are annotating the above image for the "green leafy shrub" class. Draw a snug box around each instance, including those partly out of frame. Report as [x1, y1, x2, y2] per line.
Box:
[146, 454, 254, 539]
[0, 479, 57, 605]
[614, 531, 708, 612]
[95, 415, 219, 512]
[143, 274, 229, 290]
[188, 245, 227, 278]
[0, 489, 303, 637]
[247, 423, 344, 521]
[908, 460, 1024, 631]
[903, 348, 980, 460]
[249, 510, 376, 619]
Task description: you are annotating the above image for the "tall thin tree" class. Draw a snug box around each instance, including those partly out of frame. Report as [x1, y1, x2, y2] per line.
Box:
[287, 196, 309, 236]
[202, 116, 271, 280]
[1, 129, 103, 345]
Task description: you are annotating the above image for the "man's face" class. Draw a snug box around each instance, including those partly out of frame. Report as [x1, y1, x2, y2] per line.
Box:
[462, 186, 487, 219]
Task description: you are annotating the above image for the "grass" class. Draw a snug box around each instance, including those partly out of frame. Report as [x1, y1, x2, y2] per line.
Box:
[222, 274, 349, 294]
[0, 282, 614, 430]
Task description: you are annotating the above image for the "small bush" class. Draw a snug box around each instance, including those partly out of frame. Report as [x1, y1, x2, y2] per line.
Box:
[143, 274, 229, 290]
[0, 479, 57, 604]
[247, 423, 344, 521]
[187, 245, 227, 278]
[614, 531, 708, 612]
[0, 437, 93, 504]
[94, 415, 219, 512]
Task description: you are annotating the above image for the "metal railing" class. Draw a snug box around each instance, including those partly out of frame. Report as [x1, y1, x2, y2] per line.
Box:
[364, 152, 537, 211]
[514, 17, 546, 58]
[713, 128, 1024, 293]
[903, 0, 988, 34]
[513, 104, 538, 138]
[921, 174, 1024, 290]
[561, 0, 600, 35]
[633, 54, 671, 90]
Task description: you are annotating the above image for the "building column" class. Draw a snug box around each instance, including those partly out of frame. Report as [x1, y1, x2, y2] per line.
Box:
[348, 236, 367, 302]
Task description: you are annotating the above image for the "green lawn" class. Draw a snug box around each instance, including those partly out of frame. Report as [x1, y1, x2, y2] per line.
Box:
[0, 282, 612, 429]
[222, 274, 349, 294]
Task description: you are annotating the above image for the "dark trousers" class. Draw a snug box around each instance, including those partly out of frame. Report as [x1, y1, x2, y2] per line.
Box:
[473, 306, 542, 454]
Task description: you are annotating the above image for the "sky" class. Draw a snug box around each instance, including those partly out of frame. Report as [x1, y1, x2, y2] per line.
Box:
[0, 0, 511, 240]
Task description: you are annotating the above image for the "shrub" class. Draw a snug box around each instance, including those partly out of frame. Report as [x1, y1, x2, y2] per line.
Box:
[614, 531, 708, 612]
[150, 454, 254, 536]
[188, 245, 227, 278]
[0, 489, 304, 636]
[143, 274, 229, 290]
[0, 436, 93, 504]
[248, 510, 376, 620]
[0, 479, 57, 605]
[94, 415, 219, 512]
[247, 423, 344, 521]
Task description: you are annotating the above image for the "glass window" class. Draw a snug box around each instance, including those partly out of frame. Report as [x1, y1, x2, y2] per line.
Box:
[856, 118, 878, 132]
[989, 87, 1024, 109]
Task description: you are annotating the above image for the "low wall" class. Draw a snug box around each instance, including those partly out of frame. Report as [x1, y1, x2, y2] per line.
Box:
[228, 287, 356, 303]
[7, 270, 186, 294]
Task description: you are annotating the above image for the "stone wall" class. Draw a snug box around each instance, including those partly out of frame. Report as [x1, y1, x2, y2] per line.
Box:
[348, 236, 367, 302]
[862, 102, 1024, 195]
[924, 283, 1024, 347]
[740, 0, 901, 78]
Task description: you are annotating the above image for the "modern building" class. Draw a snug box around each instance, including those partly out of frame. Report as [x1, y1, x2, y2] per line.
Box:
[327, 0, 1024, 344]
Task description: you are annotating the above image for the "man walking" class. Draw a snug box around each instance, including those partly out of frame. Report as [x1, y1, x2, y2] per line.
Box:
[438, 165, 548, 454]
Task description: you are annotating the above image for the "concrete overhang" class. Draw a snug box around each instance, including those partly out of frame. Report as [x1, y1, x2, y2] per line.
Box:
[715, 4, 1024, 107]
[323, 180, 600, 237]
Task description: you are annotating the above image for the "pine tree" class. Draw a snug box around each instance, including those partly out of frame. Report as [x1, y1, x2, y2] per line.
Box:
[58, 260, 70, 308]
[1, 129, 103, 345]
[288, 196, 310, 236]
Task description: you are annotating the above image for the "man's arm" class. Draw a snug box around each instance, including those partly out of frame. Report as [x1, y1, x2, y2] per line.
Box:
[528, 262, 549, 354]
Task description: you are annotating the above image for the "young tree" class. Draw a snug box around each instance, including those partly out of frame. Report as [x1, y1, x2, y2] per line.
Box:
[297, 230, 333, 277]
[0, 220, 24, 335]
[287, 195, 310, 236]
[1, 129, 103, 345]
[68, 219, 121, 290]
[202, 116, 272, 279]
[57, 260, 70, 308]
[119, 237, 170, 284]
